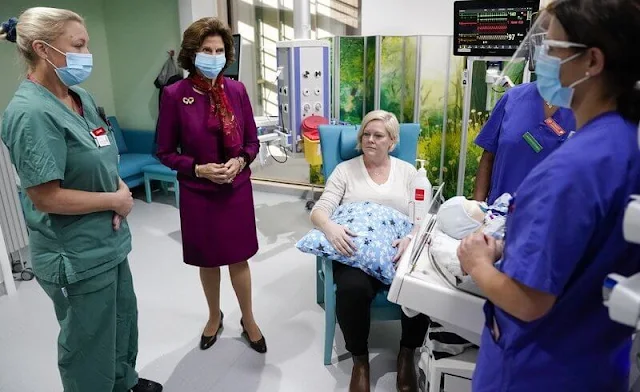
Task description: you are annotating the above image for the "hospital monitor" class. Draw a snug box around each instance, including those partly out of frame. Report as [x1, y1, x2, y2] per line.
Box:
[223, 34, 242, 81]
[453, 0, 538, 57]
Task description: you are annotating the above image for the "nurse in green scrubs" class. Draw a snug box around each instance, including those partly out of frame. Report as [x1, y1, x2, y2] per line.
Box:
[0, 8, 162, 392]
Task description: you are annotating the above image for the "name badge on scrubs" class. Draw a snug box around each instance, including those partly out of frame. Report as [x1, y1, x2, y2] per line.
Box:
[523, 132, 543, 153]
[91, 127, 111, 148]
[544, 118, 566, 136]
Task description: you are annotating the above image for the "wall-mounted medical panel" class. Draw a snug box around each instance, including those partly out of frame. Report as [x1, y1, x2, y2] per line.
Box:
[276, 39, 331, 153]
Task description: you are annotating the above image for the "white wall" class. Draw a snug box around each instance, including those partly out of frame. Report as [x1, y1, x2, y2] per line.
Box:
[233, 0, 259, 110]
[178, 0, 218, 35]
[361, 0, 457, 36]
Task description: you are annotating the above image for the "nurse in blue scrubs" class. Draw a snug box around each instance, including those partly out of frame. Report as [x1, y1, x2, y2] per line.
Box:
[473, 82, 575, 204]
[457, 1, 640, 391]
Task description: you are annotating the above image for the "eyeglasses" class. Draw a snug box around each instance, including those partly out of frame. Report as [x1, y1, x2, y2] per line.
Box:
[542, 39, 587, 50]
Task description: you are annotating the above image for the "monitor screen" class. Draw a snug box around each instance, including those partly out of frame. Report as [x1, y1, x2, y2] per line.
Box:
[453, 0, 538, 57]
[224, 34, 242, 80]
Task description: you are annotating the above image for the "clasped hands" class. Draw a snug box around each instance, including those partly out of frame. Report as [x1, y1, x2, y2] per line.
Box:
[196, 158, 244, 184]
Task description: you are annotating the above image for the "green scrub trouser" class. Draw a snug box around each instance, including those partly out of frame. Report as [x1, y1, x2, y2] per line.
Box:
[38, 260, 139, 392]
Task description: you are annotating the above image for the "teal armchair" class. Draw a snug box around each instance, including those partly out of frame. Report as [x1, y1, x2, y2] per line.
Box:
[107, 116, 160, 189]
[315, 123, 421, 365]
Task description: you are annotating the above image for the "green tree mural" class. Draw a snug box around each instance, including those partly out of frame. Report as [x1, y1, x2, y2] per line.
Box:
[364, 36, 376, 114]
[402, 37, 417, 123]
[339, 37, 365, 125]
[333, 37, 527, 198]
[379, 37, 417, 123]
[417, 53, 490, 199]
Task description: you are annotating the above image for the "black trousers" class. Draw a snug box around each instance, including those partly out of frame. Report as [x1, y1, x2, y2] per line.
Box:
[333, 262, 430, 356]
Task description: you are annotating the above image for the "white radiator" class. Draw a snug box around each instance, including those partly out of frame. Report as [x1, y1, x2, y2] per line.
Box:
[0, 143, 28, 256]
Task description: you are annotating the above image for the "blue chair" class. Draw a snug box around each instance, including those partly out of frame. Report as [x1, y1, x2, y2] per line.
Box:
[107, 116, 160, 189]
[316, 123, 421, 365]
[142, 163, 179, 208]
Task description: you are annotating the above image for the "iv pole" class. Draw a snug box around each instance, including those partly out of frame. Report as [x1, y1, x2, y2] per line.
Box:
[456, 57, 475, 196]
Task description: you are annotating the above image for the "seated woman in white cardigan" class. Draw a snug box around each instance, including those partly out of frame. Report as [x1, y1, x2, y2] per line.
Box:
[310, 110, 427, 392]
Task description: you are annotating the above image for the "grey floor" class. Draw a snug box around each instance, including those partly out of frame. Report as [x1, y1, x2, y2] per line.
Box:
[250, 152, 312, 184]
[0, 189, 406, 392]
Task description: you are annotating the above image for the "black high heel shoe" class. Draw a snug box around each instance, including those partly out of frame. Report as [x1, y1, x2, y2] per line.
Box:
[240, 319, 267, 353]
[200, 311, 224, 350]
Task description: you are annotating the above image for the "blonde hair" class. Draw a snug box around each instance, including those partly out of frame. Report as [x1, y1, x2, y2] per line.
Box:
[356, 110, 400, 151]
[0, 7, 84, 68]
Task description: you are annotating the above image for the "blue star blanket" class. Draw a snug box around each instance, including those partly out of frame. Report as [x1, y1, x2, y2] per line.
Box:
[296, 202, 413, 284]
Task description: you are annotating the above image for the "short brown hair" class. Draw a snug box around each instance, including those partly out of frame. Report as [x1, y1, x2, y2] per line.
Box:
[178, 17, 235, 75]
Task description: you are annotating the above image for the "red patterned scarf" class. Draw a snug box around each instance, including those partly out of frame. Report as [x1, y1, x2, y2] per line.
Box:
[190, 73, 242, 159]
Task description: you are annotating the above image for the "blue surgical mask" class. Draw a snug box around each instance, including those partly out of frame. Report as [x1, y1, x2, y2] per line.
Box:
[535, 45, 590, 108]
[195, 52, 226, 79]
[43, 42, 93, 86]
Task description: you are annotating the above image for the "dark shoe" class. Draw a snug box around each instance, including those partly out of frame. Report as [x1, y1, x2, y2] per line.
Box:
[131, 378, 163, 392]
[200, 311, 224, 350]
[350, 354, 370, 392]
[240, 319, 267, 353]
[397, 347, 418, 392]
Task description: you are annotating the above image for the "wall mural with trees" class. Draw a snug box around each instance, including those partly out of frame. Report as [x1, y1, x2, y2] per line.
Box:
[338, 37, 365, 126]
[364, 36, 376, 115]
[334, 36, 524, 198]
[379, 36, 416, 124]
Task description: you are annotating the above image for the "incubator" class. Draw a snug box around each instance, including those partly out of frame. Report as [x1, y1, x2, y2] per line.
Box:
[387, 185, 486, 345]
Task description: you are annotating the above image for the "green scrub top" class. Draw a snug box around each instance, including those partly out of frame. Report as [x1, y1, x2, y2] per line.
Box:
[1, 80, 132, 285]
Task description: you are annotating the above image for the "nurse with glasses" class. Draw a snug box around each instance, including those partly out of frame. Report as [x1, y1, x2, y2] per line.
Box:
[473, 27, 576, 205]
[457, 1, 640, 391]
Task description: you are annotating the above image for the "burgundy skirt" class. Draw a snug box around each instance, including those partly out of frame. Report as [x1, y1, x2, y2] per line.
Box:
[178, 179, 259, 268]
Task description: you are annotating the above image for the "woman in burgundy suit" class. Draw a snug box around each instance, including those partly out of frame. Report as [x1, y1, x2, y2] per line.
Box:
[156, 17, 266, 353]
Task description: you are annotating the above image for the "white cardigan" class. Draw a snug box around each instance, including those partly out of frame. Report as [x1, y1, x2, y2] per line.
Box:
[312, 155, 418, 217]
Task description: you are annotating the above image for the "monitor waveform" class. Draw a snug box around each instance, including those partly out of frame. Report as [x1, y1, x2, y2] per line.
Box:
[477, 25, 508, 32]
[454, 3, 534, 56]
[478, 35, 510, 41]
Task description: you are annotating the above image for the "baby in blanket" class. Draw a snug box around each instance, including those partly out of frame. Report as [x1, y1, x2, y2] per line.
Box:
[436, 194, 511, 241]
[430, 194, 510, 280]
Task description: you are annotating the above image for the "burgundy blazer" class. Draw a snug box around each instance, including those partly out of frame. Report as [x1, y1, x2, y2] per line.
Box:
[155, 77, 259, 192]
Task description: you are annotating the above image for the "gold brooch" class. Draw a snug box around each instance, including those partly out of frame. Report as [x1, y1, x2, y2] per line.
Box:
[182, 97, 195, 105]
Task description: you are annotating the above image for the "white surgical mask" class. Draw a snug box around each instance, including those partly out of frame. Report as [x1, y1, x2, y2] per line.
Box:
[437, 197, 483, 240]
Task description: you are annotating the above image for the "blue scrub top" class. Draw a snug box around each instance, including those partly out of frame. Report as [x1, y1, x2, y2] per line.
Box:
[473, 112, 640, 392]
[475, 82, 576, 204]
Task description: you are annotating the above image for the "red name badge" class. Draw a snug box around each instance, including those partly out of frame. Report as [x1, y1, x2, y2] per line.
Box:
[544, 118, 566, 136]
[91, 127, 111, 147]
[415, 189, 425, 201]
[91, 127, 107, 137]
